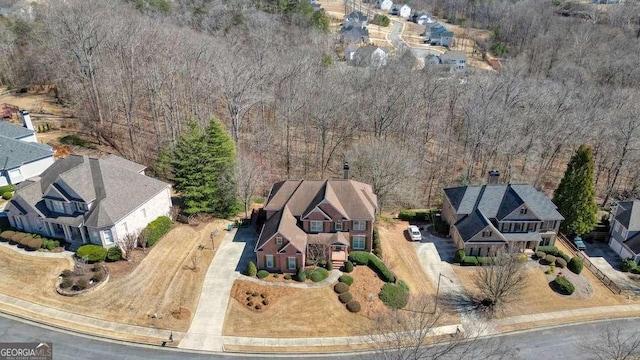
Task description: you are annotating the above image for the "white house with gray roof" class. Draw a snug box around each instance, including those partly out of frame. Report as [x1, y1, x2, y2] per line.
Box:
[442, 171, 564, 256]
[609, 200, 640, 263]
[4, 154, 171, 249]
[0, 119, 54, 186]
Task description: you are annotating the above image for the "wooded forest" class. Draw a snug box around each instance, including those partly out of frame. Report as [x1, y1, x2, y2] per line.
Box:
[1, 0, 639, 209]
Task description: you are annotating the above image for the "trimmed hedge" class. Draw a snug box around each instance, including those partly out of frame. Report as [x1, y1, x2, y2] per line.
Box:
[556, 257, 567, 268]
[454, 249, 465, 263]
[0, 185, 14, 194]
[338, 292, 353, 304]
[245, 261, 257, 276]
[42, 239, 59, 250]
[348, 251, 370, 265]
[257, 270, 269, 279]
[0, 230, 15, 241]
[26, 238, 42, 250]
[348, 251, 395, 282]
[106, 247, 122, 262]
[477, 256, 492, 266]
[343, 261, 354, 273]
[144, 216, 172, 247]
[398, 210, 416, 221]
[334, 282, 350, 294]
[373, 226, 382, 259]
[537, 246, 570, 262]
[398, 280, 409, 292]
[296, 269, 306, 282]
[379, 283, 409, 309]
[306, 267, 329, 282]
[543, 255, 557, 265]
[568, 257, 583, 274]
[535, 251, 546, 259]
[461, 256, 478, 266]
[2, 192, 12, 200]
[553, 276, 575, 295]
[76, 245, 107, 263]
[338, 274, 354, 285]
[346, 301, 361, 313]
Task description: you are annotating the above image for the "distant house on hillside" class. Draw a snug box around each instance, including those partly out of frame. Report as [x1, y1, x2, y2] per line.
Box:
[376, 0, 393, 10]
[411, 11, 432, 25]
[341, 25, 370, 44]
[425, 22, 454, 47]
[609, 200, 640, 264]
[436, 50, 467, 70]
[0, 111, 54, 186]
[390, 4, 411, 18]
[5, 154, 172, 250]
[441, 171, 564, 256]
[348, 45, 388, 68]
[343, 11, 368, 28]
[255, 163, 378, 272]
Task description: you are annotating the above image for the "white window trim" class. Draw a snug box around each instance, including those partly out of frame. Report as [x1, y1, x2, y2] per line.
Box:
[287, 256, 296, 270]
[265, 255, 274, 268]
[102, 229, 114, 245]
[353, 220, 366, 231]
[335, 221, 342, 231]
[276, 237, 283, 245]
[353, 235, 366, 250]
[14, 216, 23, 230]
[52, 200, 65, 214]
[615, 221, 621, 233]
[622, 228, 628, 239]
[310, 221, 323, 233]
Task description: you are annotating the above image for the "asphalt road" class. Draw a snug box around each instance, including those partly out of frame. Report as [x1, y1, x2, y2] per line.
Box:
[0, 314, 638, 359]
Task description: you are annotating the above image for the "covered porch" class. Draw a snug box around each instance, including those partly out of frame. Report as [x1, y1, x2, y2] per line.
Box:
[44, 220, 88, 249]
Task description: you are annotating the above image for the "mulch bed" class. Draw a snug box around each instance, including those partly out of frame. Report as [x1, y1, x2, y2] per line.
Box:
[540, 262, 593, 299]
[58, 259, 108, 294]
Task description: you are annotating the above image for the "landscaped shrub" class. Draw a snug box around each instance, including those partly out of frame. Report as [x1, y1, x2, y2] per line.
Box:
[244, 261, 257, 276]
[343, 261, 354, 273]
[373, 227, 382, 259]
[91, 272, 104, 282]
[284, 274, 292, 280]
[454, 249, 466, 263]
[334, 282, 350, 294]
[257, 270, 269, 279]
[568, 257, 583, 274]
[379, 283, 409, 309]
[42, 239, 58, 250]
[296, 268, 306, 282]
[61, 269, 73, 278]
[26, 238, 42, 250]
[59, 278, 73, 289]
[106, 247, 122, 262]
[631, 267, 640, 275]
[13, 233, 30, 245]
[75, 279, 89, 290]
[535, 251, 546, 259]
[346, 301, 361, 313]
[543, 255, 557, 265]
[0, 185, 14, 194]
[559, 253, 571, 263]
[477, 256, 490, 265]
[338, 292, 353, 304]
[537, 246, 559, 256]
[2, 192, 12, 200]
[368, 255, 395, 283]
[553, 276, 575, 295]
[76, 244, 107, 263]
[461, 256, 478, 266]
[338, 274, 354, 286]
[0, 230, 15, 242]
[349, 251, 370, 265]
[326, 261, 333, 271]
[398, 280, 409, 292]
[308, 267, 329, 282]
[144, 216, 172, 247]
[398, 209, 416, 221]
[622, 258, 638, 272]
[556, 257, 567, 268]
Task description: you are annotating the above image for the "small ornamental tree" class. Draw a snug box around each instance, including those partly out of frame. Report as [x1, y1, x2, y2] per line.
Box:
[245, 261, 257, 277]
[553, 145, 598, 236]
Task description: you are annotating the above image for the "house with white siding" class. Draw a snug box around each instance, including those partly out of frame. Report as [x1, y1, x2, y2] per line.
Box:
[4, 154, 172, 249]
[609, 200, 640, 263]
[0, 111, 54, 186]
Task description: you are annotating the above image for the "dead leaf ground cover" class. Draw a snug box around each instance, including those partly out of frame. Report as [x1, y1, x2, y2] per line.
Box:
[0, 220, 226, 331]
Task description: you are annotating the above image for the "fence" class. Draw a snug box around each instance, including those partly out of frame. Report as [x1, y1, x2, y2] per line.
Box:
[557, 233, 622, 295]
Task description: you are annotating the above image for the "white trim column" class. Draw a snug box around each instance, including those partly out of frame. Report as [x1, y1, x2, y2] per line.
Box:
[80, 227, 87, 244]
[62, 225, 72, 242]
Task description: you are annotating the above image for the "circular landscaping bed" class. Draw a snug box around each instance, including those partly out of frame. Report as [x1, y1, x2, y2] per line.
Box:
[56, 260, 109, 296]
[534, 247, 593, 299]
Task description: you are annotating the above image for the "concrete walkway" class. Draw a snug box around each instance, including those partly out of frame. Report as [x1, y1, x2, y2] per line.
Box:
[0, 240, 73, 259]
[494, 304, 640, 326]
[239, 269, 342, 289]
[178, 228, 249, 352]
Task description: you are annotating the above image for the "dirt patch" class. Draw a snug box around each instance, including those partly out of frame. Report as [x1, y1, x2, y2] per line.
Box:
[349, 265, 388, 317]
[171, 307, 192, 320]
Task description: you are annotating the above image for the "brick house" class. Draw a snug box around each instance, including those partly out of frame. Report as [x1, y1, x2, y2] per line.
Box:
[254, 166, 378, 272]
[441, 171, 564, 256]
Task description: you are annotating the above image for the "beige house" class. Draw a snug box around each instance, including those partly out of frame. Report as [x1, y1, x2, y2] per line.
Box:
[442, 171, 564, 256]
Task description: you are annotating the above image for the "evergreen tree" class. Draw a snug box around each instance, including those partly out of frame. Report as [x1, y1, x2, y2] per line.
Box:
[553, 144, 598, 236]
[172, 118, 237, 217]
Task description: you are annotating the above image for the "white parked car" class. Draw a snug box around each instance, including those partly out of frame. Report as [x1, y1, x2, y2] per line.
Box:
[408, 225, 422, 241]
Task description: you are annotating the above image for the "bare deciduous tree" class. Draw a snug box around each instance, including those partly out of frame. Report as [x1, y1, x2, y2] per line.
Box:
[582, 322, 640, 360]
[474, 245, 528, 309]
[236, 154, 265, 219]
[117, 233, 138, 260]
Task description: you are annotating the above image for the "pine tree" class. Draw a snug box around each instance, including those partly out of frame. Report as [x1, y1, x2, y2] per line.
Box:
[171, 118, 237, 216]
[553, 144, 598, 236]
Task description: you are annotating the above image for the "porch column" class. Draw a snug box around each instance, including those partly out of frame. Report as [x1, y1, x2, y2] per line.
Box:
[44, 222, 52, 237]
[62, 225, 72, 242]
[80, 227, 87, 244]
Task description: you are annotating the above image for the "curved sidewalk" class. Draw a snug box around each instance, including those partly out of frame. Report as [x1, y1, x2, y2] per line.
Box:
[239, 270, 342, 289]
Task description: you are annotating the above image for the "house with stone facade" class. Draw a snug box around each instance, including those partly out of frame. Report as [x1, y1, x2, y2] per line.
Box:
[4, 154, 171, 249]
[442, 171, 564, 256]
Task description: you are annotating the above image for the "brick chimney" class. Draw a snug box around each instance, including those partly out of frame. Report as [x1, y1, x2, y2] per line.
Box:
[487, 170, 500, 185]
[19, 110, 33, 131]
[343, 161, 350, 180]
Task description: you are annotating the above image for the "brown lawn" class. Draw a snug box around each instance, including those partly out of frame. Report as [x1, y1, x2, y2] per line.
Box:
[0, 220, 226, 331]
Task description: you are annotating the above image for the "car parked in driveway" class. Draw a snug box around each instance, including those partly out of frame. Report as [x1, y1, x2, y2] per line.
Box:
[408, 225, 422, 241]
[573, 236, 586, 251]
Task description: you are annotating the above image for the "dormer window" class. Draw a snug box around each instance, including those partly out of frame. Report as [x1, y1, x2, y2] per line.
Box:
[520, 208, 528, 214]
[310, 221, 323, 233]
[335, 222, 343, 231]
[482, 230, 492, 237]
[276, 237, 283, 245]
[52, 201, 64, 214]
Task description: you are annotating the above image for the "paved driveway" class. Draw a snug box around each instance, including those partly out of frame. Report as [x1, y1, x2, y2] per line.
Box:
[583, 241, 640, 294]
[179, 227, 256, 352]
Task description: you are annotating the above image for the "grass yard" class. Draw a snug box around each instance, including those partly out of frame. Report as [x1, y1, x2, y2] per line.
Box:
[0, 220, 226, 332]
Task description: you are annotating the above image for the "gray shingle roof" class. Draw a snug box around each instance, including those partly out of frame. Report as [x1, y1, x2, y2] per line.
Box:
[9, 154, 169, 229]
[439, 50, 467, 62]
[455, 209, 488, 241]
[612, 200, 640, 232]
[0, 135, 53, 170]
[0, 121, 33, 139]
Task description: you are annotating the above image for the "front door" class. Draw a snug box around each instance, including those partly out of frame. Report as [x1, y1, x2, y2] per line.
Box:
[287, 257, 296, 271]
